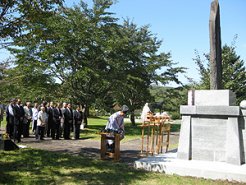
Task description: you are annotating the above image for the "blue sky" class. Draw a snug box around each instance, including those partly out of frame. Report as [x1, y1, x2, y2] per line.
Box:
[1, 0, 245, 85]
[65, 0, 246, 85]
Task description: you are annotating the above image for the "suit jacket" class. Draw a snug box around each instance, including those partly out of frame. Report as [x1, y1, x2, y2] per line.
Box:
[53, 107, 62, 123]
[74, 110, 83, 124]
[6, 104, 16, 125]
[66, 108, 73, 124]
[15, 104, 25, 122]
[47, 107, 54, 123]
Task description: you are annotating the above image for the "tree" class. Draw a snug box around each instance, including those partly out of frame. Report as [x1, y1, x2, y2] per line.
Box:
[150, 85, 188, 119]
[194, 43, 246, 104]
[5, 0, 186, 126]
[0, 0, 63, 42]
[6, 0, 121, 106]
[109, 20, 185, 125]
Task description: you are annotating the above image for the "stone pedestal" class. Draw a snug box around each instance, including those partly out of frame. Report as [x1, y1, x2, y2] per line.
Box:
[177, 90, 245, 165]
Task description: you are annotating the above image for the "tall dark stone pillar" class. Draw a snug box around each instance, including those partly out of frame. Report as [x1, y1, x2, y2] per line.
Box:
[209, 0, 222, 89]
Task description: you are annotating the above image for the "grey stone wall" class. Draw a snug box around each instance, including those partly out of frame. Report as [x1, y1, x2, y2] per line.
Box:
[192, 117, 227, 162]
[178, 105, 243, 165]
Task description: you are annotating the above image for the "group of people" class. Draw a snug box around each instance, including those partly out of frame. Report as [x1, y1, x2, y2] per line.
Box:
[5, 98, 86, 142]
[2, 96, 132, 152]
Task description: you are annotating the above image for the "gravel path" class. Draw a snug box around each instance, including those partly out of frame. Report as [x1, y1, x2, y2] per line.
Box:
[17, 131, 179, 166]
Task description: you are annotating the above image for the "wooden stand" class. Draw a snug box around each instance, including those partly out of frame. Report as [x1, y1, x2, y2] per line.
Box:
[139, 114, 171, 156]
[100, 133, 120, 161]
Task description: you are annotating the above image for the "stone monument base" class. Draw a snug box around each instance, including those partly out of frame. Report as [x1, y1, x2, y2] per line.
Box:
[134, 151, 246, 183]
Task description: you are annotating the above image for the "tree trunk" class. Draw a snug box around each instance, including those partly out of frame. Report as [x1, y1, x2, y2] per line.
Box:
[84, 106, 89, 128]
[130, 112, 136, 126]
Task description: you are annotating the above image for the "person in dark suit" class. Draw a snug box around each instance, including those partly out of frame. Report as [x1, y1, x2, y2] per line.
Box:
[60, 102, 67, 138]
[63, 102, 70, 139]
[47, 101, 54, 137]
[73, 105, 83, 139]
[6, 98, 16, 140]
[16, 99, 25, 140]
[53, 103, 62, 140]
[67, 103, 74, 133]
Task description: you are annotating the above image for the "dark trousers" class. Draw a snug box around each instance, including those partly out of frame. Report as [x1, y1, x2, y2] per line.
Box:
[47, 120, 53, 137]
[74, 124, 81, 139]
[15, 122, 22, 142]
[55, 122, 60, 139]
[33, 120, 37, 133]
[51, 122, 60, 139]
[7, 121, 21, 142]
[6, 122, 14, 138]
[63, 121, 70, 139]
[23, 121, 30, 137]
[36, 126, 45, 140]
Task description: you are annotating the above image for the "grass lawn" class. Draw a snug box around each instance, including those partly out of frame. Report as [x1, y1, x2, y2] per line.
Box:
[80, 117, 181, 143]
[0, 116, 244, 184]
[0, 148, 240, 185]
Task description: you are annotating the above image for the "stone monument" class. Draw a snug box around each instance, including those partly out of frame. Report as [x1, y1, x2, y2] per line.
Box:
[177, 0, 245, 165]
[135, 1, 246, 182]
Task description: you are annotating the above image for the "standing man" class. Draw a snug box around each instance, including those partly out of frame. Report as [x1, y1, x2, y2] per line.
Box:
[63, 102, 71, 139]
[23, 102, 32, 137]
[60, 102, 67, 138]
[73, 105, 83, 139]
[53, 103, 62, 140]
[16, 99, 25, 140]
[47, 101, 54, 137]
[36, 106, 48, 140]
[6, 99, 16, 140]
[32, 102, 39, 134]
[67, 103, 74, 133]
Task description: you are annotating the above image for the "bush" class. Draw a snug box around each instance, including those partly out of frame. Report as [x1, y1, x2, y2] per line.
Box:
[170, 112, 181, 120]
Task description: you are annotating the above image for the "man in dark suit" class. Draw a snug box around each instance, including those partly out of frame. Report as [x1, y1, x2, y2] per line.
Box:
[53, 103, 62, 140]
[6, 98, 16, 140]
[67, 103, 73, 133]
[63, 102, 70, 139]
[15, 99, 25, 140]
[73, 105, 83, 139]
[47, 101, 54, 137]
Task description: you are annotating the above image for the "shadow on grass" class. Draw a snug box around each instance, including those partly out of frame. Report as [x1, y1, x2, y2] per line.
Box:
[0, 148, 150, 185]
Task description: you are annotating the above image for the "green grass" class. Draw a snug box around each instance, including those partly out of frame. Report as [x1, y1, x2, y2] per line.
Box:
[0, 117, 244, 184]
[80, 117, 181, 142]
[0, 148, 241, 185]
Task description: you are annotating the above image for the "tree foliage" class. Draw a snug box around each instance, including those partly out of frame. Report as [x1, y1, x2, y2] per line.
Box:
[194, 43, 246, 104]
[1, 0, 186, 124]
[0, 0, 63, 43]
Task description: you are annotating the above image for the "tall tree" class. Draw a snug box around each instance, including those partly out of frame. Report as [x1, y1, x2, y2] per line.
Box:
[0, 0, 63, 43]
[5, 0, 185, 126]
[6, 0, 120, 105]
[110, 20, 185, 125]
[194, 44, 246, 104]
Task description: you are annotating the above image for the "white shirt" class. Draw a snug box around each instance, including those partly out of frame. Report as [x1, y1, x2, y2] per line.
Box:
[105, 111, 125, 134]
[37, 110, 48, 127]
[32, 107, 39, 120]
